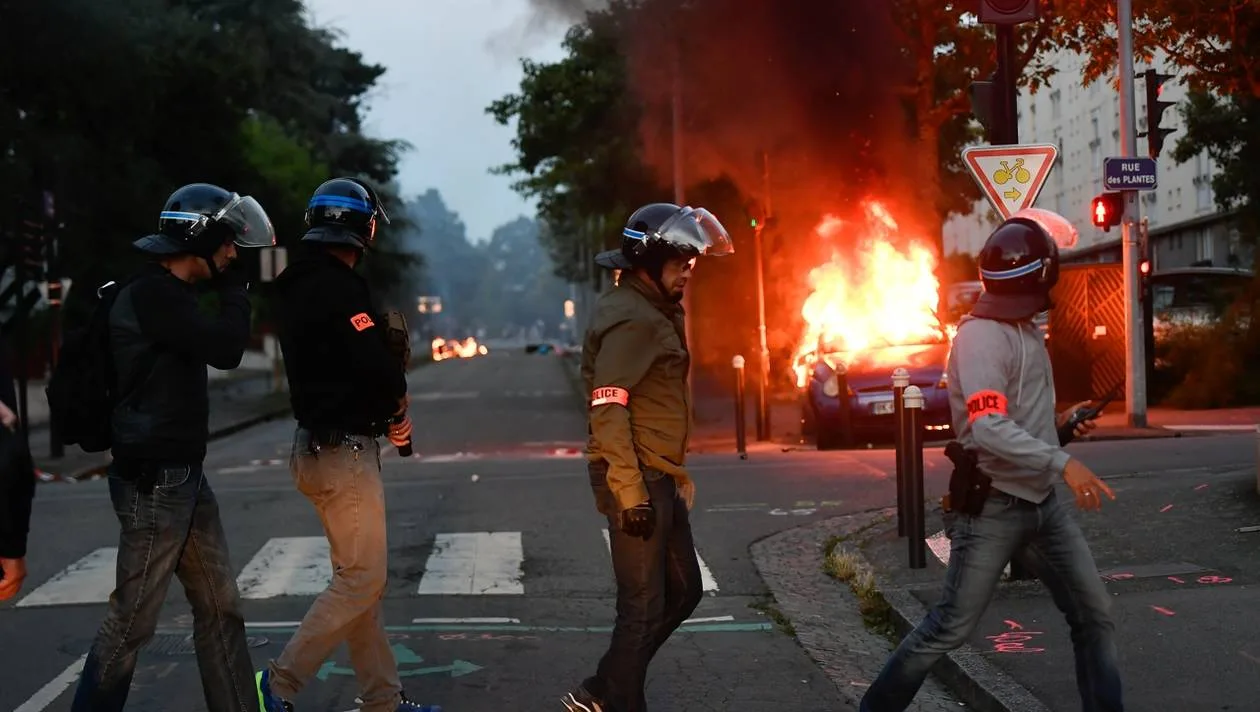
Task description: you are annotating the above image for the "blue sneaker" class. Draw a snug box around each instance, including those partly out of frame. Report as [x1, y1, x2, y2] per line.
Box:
[255, 670, 294, 712]
[396, 693, 442, 711]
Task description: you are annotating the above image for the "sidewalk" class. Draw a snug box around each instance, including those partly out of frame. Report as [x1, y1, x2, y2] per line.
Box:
[823, 463, 1260, 711]
[27, 371, 292, 482]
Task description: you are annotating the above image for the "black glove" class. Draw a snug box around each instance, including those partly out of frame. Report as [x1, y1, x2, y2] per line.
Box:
[619, 502, 655, 540]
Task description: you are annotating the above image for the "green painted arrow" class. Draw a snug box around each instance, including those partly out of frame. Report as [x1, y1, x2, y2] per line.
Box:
[399, 660, 482, 678]
[391, 642, 424, 665]
[317, 660, 352, 681]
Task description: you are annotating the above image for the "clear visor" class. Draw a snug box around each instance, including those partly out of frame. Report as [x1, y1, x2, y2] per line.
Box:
[655, 206, 734, 257]
[1011, 207, 1077, 250]
[212, 194, 277, 248]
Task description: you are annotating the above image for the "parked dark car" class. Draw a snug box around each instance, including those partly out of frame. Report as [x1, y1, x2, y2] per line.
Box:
[800, 332, 953, 450]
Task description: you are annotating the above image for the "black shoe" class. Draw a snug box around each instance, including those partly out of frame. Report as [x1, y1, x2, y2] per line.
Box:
[561, 684, 605, 712]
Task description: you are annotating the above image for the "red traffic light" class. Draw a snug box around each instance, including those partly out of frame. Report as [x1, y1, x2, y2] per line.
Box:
[1090, 192, 1124, 232]
[1139, 259, 1150, 275]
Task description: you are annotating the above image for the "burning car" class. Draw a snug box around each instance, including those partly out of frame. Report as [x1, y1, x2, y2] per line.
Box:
[799, 330, 952, 449]
[789, 201, 953, 449]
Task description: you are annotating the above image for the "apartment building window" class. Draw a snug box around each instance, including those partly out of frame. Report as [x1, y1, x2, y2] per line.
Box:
[1196, 228, 1213, 263]
[1195, 151, 1214, 211]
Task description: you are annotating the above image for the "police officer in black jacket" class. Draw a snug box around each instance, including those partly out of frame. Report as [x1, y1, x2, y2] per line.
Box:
[0, 335, 31, 602]
[258, 177, 439, 712]
[72, 182, 280, 712]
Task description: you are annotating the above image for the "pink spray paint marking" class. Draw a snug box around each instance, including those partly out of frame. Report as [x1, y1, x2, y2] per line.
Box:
[1104, 572, 1134, 582]
[1197, 575, 1233, 585]
[1168, 576, 1185, 584]
[1159, 504, 1174, 513]
[1195, 484, 1209, 491]
[1003, 619, 1023, 631]
[987, 630, 1046, 654]
[1151, 606, 1176, 616]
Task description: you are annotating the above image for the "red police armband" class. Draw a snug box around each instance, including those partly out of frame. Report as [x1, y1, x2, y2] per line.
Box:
[966, 390, 1008, 423]
[591, 386, 629, 408]
[350, 312, 376, 332]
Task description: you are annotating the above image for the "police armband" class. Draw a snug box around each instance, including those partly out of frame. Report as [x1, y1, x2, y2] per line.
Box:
[965, 389, 1008, 422]
[591, 386, 629, 408]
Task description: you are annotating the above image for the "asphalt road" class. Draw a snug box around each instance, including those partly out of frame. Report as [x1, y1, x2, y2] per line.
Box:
[3, 348, 1256, 712]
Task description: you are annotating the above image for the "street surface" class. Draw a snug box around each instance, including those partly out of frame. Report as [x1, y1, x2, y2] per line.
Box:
[3, 347, 1257, 711]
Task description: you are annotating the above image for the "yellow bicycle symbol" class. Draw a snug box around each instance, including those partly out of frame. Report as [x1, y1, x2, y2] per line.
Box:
[992, 158, 1032, 185]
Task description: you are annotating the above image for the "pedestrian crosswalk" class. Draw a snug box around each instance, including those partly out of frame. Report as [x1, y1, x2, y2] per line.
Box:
[13, 529, 725, 609]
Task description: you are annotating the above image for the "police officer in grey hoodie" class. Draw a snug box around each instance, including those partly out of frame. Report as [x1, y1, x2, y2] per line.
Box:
[861, 208, 1124, 712]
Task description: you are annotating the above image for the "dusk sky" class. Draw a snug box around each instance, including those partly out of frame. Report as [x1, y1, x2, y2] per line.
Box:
[304, 0, 571, 242]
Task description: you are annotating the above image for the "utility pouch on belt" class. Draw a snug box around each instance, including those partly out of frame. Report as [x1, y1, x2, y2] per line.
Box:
[944, 441, 991, 517]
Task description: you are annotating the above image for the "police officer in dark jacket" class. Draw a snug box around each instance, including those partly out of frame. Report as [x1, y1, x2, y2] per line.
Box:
[258, 178, 440, 712]
[72, 182, 280, 712]
[562, 203, 734, 712]
[0, 336, 32, 602]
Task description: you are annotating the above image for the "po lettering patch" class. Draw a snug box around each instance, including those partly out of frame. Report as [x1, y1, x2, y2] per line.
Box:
[590, 386, 630, 408]
[350, 312, 376, 332]
[966, 389, 1008, 423]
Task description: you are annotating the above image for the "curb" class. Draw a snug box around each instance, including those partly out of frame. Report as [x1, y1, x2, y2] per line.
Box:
[56, 404, 294, 483]
[847, 511, 1052, 712]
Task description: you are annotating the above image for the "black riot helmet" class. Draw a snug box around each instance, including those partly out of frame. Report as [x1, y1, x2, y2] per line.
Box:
[594, 202, 734, 296]
[301, 177, 391, 250]
[133, 183, 276, 273]
[971, 208, 1076, 322]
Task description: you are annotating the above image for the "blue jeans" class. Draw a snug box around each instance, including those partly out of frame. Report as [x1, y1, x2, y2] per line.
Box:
[72, 461, 257, 712]
[861, 489, 1124, 712]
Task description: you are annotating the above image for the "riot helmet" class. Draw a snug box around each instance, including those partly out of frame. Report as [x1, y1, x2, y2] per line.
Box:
[301, 177, 391, 250]
[971, 208, 1074, 322]
[594, 202, 733, 293]
[134, 183, 276, 264]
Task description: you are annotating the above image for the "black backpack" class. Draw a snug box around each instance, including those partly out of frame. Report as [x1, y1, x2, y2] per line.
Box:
[45, 278, 150, 452]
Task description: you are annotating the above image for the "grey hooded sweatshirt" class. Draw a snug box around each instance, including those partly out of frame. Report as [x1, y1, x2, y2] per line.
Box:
[945, 314, 1071, 504]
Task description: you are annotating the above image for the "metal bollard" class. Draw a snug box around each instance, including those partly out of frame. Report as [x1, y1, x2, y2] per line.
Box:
[733, 355, 748, 459]
[904, 385, 927, 569]
[1255, 425, 1260, 496]
[892, 367, 910, 538]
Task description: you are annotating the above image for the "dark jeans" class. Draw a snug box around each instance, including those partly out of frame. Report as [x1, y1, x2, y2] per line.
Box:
[860, 489, 1124, 712]
[587, 462, 704, 712]
[71, 461, 258, 712]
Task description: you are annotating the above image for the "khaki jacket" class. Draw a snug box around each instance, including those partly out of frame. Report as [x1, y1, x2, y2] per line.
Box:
[581, 276, 692, 512]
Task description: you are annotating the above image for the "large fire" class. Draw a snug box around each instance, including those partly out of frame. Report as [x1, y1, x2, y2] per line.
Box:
[431, 337, 488, 361]
[792, 201, 944, 387]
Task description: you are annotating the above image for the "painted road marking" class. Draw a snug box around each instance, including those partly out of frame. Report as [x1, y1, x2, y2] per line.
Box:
[412, 617, 521, 624]
[1163, 424, 1258, 431]
[17, 548, 118, 608]
[601, 529, 718, 593]
[412, 391, 480, 401]
[238, 621, 771, 634]
[237, 537, 332, 599]
[417, 532, 525, 595]
[14, 654, 87, 712]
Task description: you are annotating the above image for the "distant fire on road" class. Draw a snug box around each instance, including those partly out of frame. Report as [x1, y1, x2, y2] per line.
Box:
[432, 337, 489, 361]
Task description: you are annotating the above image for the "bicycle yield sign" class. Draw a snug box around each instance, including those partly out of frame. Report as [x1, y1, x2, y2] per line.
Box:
[962, 143, 1059, 220]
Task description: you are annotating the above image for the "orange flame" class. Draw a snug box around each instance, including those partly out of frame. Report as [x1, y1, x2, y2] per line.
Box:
[792, 201, 943, 387]
[432, 337, 489, 361]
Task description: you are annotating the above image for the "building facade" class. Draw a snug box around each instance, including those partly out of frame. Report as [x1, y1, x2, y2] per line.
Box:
[942, 48, 1251, 273]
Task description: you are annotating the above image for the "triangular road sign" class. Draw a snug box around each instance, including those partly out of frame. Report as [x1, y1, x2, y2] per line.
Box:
[961, 143, 1059, 220]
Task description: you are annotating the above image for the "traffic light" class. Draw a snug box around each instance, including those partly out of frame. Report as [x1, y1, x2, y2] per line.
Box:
[1090, 192, 1124, 232]
[977, 0, 1039, 24]
[1139, 259, 1151, 281]
[969, 78, 998, 142]
[1141, 69, 1177, 159]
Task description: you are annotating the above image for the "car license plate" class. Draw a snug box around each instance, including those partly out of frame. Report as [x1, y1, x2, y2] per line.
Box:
[872, 400, 895, 415]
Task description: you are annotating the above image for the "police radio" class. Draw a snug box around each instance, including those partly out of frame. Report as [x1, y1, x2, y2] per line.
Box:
[1058, 386, 1120, 446]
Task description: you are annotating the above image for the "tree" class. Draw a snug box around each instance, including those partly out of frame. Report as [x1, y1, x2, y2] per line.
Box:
[487, 7, 661, 285]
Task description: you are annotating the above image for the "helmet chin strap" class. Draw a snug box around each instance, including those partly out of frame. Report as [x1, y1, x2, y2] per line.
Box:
[203, 255, 221, 279]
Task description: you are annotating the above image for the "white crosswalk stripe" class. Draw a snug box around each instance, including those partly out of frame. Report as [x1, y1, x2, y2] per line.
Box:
[416, 532, 525, 595]
[16, 547, 119, 608]
[16, 529, 727, 607]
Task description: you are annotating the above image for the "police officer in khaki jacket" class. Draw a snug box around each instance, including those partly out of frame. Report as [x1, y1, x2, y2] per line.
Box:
[561, 203, 734, 712]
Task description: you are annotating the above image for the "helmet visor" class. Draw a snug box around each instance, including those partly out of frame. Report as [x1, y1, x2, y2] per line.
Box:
[656, 207, 734, 257]
[214, 195, 277, 248]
